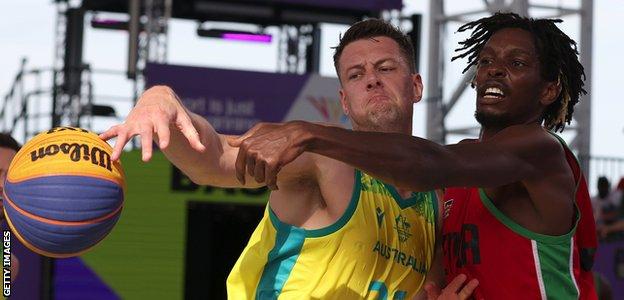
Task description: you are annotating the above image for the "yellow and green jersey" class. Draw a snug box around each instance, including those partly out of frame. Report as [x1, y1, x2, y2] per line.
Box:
[227, 169, 438, 299]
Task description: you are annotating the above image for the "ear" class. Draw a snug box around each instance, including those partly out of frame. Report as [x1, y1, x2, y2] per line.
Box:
[412, 73, 424, 104]
[539, 79, 561, 106]
[339, 89, 350, 116]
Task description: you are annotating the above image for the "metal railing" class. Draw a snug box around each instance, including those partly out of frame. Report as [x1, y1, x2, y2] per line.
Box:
[588, 155, 624, 193]
[1, 59, 132, 144]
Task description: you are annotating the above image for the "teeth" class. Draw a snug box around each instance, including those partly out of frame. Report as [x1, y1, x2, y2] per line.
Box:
[484, 87, 504, 97]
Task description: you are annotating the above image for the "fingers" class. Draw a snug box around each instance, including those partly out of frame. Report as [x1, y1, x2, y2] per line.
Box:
[246, 153, 257, 179]
[227, 125, 259, 148]
[228, 132, 250, 148]
[446, 274, 468, 293]
[228, 122, 275, 147]
[154, 120, 170, 149]
[234, 143, 247, 185]
[99, 127, 118, 141]
[423, 282, 441, 300]
[265, 161, 280, 191]
[227, 136, 241, 147]
[177, 113, 205, 152]
[458, 278, 479, 300]
[235, 140, 279, 189]
[140, 127, 153, 162]
[100, 125, 130, 162]
[111, 131, 128, 161]
[253, 160, 266, 184]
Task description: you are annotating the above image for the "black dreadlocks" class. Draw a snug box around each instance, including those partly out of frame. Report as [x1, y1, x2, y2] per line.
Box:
[452, 12, 586, 132]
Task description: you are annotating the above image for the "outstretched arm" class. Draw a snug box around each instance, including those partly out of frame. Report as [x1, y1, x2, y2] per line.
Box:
[230, 121, 560, 191]
[100, 86, 313, 188]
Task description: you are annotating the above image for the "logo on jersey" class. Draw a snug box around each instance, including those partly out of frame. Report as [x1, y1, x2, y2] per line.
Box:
[394, 215, 412, 242]
[443, 199, 454, 219]
[376, 207, 385, 228]
[361, 175, 393, 198]
[442, 224, 481, 269]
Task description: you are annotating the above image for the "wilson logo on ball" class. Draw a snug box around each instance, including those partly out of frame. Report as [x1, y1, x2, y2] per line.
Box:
[30, 143, 112, 172]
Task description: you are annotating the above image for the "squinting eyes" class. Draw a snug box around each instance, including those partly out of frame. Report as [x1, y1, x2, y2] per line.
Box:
[347, 67, 396, 80]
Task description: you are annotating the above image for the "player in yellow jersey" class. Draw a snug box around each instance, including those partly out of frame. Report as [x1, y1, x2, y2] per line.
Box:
[102, 19, 476, 299]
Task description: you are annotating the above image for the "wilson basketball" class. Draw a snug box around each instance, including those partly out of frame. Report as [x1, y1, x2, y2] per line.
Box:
[2, 127, 125, 258]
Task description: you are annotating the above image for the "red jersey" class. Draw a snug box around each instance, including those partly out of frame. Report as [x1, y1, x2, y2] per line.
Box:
[442, 134, 597, 299]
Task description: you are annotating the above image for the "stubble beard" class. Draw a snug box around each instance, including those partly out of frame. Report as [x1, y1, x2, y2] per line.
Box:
[355, 104, 405, 133]
[474, 109, 512, 129]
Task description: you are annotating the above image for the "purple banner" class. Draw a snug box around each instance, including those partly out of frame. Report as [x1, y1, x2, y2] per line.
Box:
[594, 240, 624, 297]
[146, 63, 310, 135]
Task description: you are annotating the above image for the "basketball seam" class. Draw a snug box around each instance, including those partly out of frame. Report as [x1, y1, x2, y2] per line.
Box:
[6, 173, 125, 187]
[3, 208, 119, 258]
[3, 193, 123, 226]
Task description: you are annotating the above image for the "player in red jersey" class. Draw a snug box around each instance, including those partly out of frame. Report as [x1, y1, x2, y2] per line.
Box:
[427, 13, 598, 299]
[228, 12, 597, 299]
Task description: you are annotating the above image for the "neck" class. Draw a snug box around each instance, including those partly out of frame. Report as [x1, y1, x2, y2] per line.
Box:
[353, 123, 412, 135]
[479, 117, 542, 141]
[351, 118, 412, 135]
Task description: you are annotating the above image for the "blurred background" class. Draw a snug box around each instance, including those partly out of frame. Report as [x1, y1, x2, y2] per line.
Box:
[0, 0, 622, 299]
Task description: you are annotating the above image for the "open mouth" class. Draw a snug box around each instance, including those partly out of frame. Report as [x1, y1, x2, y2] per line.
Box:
[483, 87, 505, 99]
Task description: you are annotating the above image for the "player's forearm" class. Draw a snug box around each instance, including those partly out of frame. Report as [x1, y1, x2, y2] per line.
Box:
[306, 124, 449, 191]
[160, 111, 232, 186]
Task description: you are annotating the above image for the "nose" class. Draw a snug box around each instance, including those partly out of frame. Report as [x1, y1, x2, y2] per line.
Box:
[486, 62, 506, 78]
[366, 72, 383, 90]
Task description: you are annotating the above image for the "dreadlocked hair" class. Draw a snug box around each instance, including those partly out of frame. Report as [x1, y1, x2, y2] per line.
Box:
[452, 12, 586, 132]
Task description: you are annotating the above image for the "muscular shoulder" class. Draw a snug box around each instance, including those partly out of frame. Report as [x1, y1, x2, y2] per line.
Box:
[488, 125, 564, 163]
[457, 138, 478, 145]
[489, 125, 566, 177]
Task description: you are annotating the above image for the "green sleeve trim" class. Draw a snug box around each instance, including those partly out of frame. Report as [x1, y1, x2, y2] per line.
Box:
[268, 169, 362, 238]
[547, 131, 581, 166]
[547, 131, 582, 192]
[478, 188, 579, 244]
[430, 191, 440, 234]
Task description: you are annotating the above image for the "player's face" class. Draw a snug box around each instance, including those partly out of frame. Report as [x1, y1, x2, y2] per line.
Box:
[337, 36, 422, 132]
[0, 147, 17, 198]
[473, 28, 553, 128]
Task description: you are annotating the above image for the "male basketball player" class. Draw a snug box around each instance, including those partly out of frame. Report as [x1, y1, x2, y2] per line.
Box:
[101, 19, 469, 299]
[229, 13, 597, 299]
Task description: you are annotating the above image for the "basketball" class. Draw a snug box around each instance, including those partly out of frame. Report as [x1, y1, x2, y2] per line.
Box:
[2, 127, 125, 258]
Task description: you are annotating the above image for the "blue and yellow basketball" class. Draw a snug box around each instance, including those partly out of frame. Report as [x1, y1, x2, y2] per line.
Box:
[2, 127, 125, 258]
